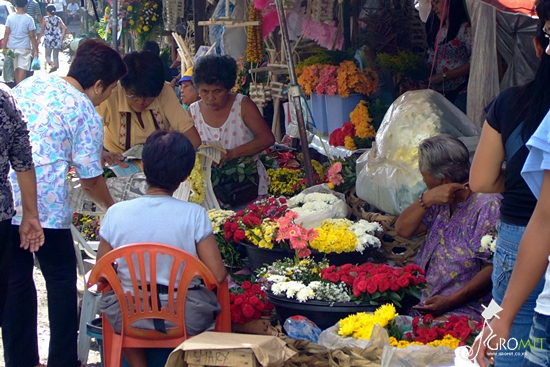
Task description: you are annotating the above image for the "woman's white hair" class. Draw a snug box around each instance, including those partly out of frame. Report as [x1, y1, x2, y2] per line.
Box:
[418, 134, 470, 183]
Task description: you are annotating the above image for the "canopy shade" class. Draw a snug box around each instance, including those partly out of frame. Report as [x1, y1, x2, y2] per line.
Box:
[481, 0, 536, 16]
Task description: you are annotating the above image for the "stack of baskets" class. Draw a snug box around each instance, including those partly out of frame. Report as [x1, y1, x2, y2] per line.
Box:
[346, 188, 425, 267]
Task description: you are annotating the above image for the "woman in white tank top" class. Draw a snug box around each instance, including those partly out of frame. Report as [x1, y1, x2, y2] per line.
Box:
[189, 55, 275, 198]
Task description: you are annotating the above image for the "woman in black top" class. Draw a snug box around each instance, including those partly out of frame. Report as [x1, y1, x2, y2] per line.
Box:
[470, 2, 550, 365]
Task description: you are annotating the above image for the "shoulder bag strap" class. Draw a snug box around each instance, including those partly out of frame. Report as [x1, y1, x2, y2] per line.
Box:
[504, 120, 525, 162]
[125, 113, 132, 151]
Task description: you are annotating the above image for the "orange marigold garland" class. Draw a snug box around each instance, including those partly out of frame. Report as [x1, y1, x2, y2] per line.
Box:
[246, 6, 263, 63]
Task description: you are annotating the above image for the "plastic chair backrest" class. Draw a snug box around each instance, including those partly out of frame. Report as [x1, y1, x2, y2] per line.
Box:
[87, 243, 226, 340]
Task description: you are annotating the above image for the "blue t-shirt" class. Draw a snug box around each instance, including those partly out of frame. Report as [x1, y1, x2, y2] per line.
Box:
[100, 195, 213, 289]
[10, 75, 104, 229]
[5, 13, 35, 49]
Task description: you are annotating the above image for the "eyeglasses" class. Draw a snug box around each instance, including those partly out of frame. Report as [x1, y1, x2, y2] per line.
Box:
[126, 94, 155, 102]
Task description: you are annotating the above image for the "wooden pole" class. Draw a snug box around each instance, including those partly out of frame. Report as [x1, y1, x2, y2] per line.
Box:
[275, 0, 314, 187]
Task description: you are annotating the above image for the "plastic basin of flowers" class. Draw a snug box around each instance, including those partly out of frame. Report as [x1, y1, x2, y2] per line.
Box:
[266, 293, 377, 330]
[242, 242, 378, 271]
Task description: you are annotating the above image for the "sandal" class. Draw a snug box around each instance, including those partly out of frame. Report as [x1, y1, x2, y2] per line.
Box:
[48, 67, 58, 73]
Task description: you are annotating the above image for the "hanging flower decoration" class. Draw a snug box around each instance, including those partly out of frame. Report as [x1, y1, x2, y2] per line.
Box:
[246, 5, 263, 63]
[187, 155, 206, 204]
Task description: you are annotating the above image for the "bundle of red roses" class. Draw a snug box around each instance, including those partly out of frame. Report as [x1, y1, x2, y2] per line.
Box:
[230, 280, 275, 324]
[223, 197, 288, 244]
[321, 263, 426, 308]
[406, 314, 482, 345]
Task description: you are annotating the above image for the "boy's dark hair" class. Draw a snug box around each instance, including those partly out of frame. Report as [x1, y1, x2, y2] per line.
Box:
[143, 130, 195, 192]
[120, 51, 165, 98]
[68, 39, 127, 90]
[15, 0, 28, 9]
[142, 41, 160, 55]
[193, 54, 237, 90]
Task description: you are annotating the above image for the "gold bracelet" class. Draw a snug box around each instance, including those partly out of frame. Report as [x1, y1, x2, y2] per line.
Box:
[419, 191, 428, 210]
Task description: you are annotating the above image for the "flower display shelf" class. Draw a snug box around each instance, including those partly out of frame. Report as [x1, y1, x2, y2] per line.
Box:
[242, 242, 378, 271]
[267, 293, 419, 330]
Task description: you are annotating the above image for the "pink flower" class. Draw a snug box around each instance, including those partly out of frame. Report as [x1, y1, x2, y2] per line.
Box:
[327, 162, 345, 187]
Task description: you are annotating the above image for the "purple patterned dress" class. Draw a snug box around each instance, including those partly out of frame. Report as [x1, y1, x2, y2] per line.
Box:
[414, 192, 501, 320]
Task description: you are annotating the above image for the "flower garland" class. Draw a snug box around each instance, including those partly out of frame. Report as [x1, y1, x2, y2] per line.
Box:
[246, 6, 263, 63]
[338, 304, 398, 340]
[188, 156, 206, 204]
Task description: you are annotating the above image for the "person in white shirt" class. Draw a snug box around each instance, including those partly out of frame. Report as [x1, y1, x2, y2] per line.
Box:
[65, 0, 78, 24]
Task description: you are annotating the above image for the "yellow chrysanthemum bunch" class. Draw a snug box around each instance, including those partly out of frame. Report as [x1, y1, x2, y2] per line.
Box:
[338, 304, 398, 340]
[309, 219, 357, 254]
[188, 155, 206, 204]
[344, 136, 357, 150]
[244, 219, 278, 249]
[267, 168, 304, 196]
[389, 335, 461, 349]
[350, 100, 375, 139]
[337, 61, 379, 98]
[311, 160, 326, 181]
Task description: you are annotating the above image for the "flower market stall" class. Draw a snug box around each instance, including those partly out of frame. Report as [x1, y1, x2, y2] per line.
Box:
[64, 1, 507, 366]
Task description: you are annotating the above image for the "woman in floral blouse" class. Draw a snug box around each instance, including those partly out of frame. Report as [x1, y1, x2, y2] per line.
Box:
[425, 0, 472, 113]
[395, 135, 501, 321]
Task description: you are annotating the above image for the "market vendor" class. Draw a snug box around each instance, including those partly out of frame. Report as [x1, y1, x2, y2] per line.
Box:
[425, 0, 471, 113]
[98, 50, 201, 166]
[189, 54, 275, 199]
[395, 134, 501, 320]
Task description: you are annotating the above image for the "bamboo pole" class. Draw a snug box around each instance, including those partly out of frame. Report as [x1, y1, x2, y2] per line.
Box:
[275, 0, 314, 187]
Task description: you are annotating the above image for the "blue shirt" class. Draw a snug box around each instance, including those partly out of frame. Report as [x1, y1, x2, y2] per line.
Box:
[10, 75, 104, 228]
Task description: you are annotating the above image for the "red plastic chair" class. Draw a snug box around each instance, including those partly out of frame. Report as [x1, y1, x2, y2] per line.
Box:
[87, 243, 230, 367]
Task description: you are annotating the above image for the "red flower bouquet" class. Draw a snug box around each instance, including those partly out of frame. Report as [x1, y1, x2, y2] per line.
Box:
[223, 197, 288, 244]
[403, 314, 483, 346]
[321, 263, 426, 308]
[230, 280, 275, 324]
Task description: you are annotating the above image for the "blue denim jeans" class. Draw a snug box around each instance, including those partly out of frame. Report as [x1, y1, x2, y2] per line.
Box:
[492, 221, 545, 366]
[522, 312, 550, 366]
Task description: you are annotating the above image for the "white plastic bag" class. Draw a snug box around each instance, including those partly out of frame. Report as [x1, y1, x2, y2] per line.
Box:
[356, 90, 480, 215]
[381, 344, 456, 367]
[288, 184, 348, 229]
[318, 323, 390, 350]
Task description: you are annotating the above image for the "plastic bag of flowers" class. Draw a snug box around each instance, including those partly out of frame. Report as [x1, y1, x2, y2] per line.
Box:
[317, 304, 396, 349]
[286, 184, 348, 229]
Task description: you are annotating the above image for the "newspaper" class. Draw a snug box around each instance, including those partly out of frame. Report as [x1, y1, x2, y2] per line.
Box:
[70, 141, 227, 215]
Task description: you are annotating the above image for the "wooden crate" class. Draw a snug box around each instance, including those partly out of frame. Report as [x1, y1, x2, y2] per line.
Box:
[185, 348, 259, 367]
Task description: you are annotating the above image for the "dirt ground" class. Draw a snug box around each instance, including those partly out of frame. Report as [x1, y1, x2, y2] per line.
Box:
[0, 264, 103, 366]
